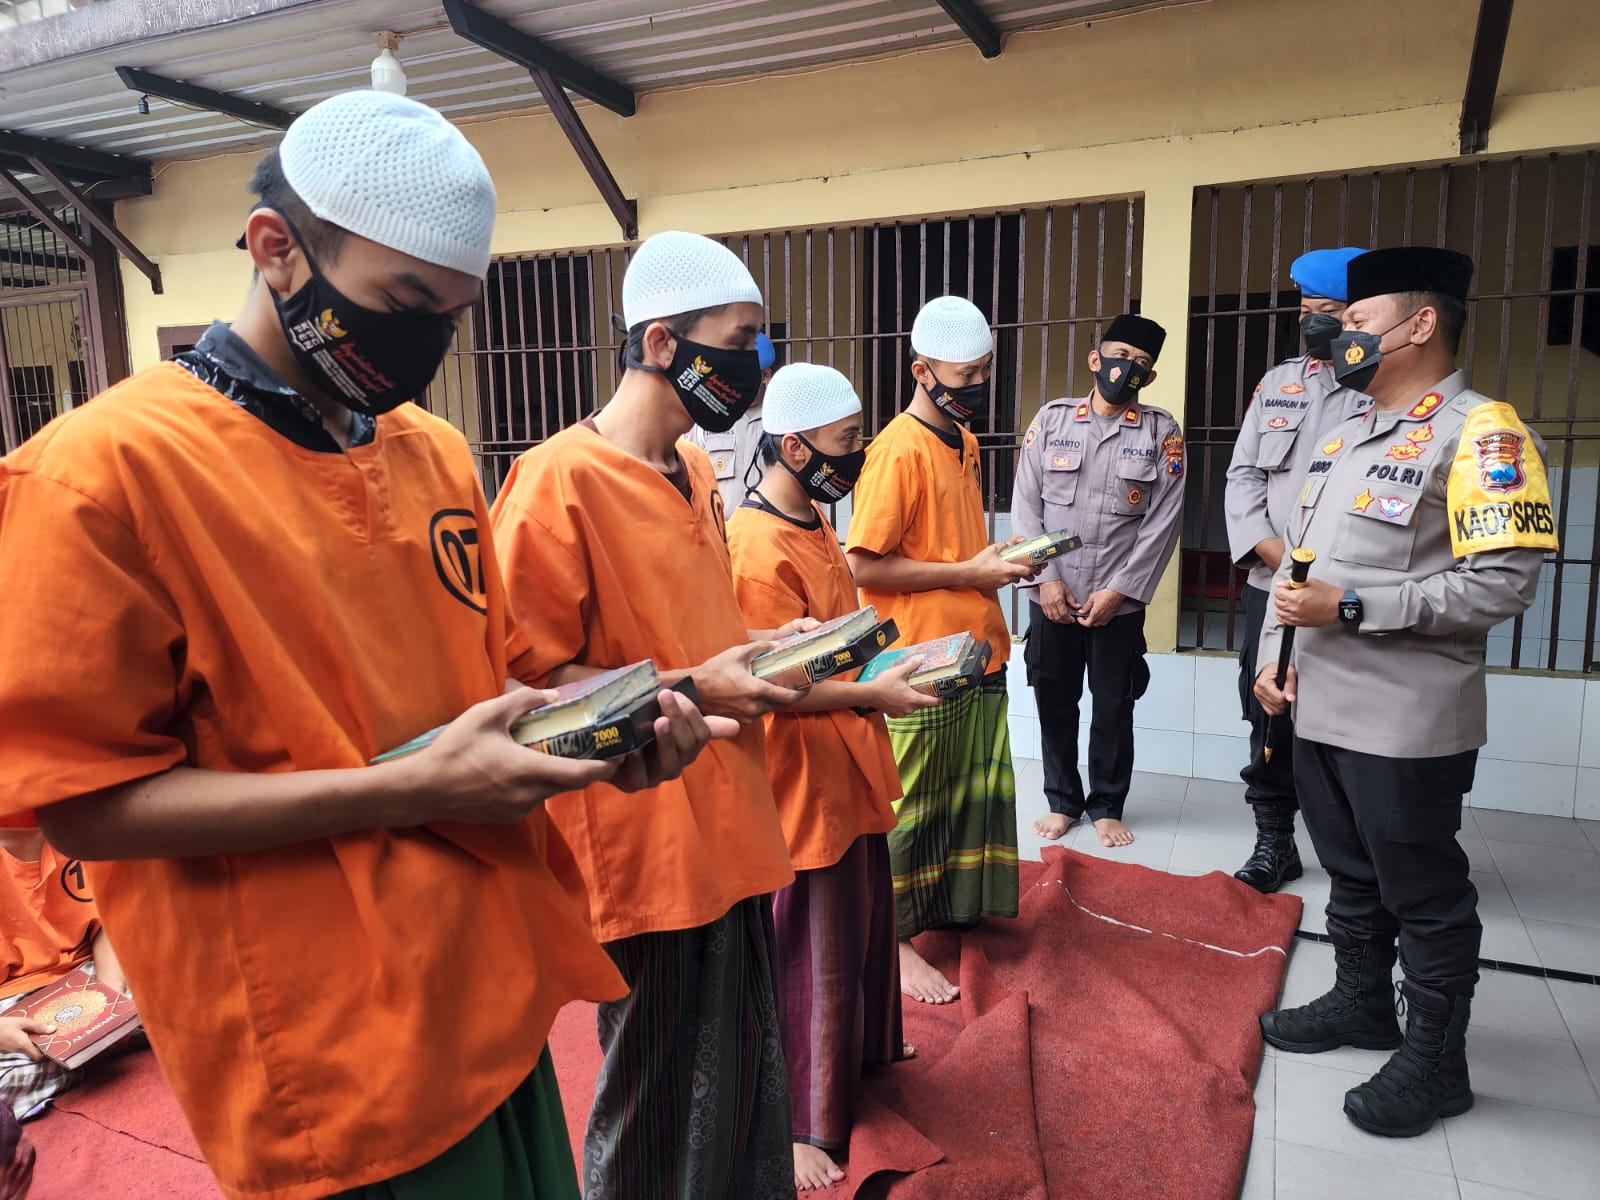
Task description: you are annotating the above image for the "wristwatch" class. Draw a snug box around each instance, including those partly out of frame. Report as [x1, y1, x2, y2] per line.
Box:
[1338, 589, 1363, 629]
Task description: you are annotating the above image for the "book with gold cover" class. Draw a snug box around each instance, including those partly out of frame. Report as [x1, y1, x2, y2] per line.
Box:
[373, 662, 698, 762]
[750, 607, 899, 690]
[12, 968, 141, 1071]
[854, 632, 993, 697]
[1000, 530, 1083, 565]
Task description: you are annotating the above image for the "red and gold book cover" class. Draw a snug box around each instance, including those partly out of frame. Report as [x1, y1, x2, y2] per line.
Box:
[12, 968, 141, 1070]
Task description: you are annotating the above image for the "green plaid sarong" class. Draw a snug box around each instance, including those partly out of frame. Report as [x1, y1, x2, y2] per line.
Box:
[885, 673, 1019, 938]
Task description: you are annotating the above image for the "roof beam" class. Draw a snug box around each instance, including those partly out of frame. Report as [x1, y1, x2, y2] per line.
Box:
[1459, 0, 1515, 155]
[935, 0, 1002, 58]
[0, 174, 152, 218]
[443, 0, 636, 118]
[24, 157, 162, 294]
[115, 65, 299, 131]
[0, 168, 91, 259]
[0, 130, 151, 183]
[528, 64, 636, 241]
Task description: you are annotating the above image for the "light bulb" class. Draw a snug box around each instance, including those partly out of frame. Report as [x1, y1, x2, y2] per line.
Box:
[371, 47, 407, 95]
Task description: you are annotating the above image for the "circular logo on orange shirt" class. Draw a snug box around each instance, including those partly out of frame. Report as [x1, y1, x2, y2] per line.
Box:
[430, 509, 488, 614]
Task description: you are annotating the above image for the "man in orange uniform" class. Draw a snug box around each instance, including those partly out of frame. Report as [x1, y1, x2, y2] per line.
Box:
[845, 296, 1038, 1006]
[0, 92, 723, 1200]
[491, 231, 807, 1199]
[0, 825, 125, 1120]
[726, 363, 936, 1192]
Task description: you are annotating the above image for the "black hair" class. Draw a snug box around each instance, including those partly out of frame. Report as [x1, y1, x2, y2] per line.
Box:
[617, 304, 731, 375]
[758, 431, 780, 468]
[247, 148, 347, 264]
[1398, 290, 1467, 355]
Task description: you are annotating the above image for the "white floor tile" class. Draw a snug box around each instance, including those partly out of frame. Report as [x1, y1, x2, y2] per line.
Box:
[1274, 1141, 1460, 1200]
[1582, 682, 1600, 769]
[1479, 912, 1542, 964]
[1445, 1098, 1600, 1200]
[1177, 799, 1255, 839]
[1470, 970, 1572, 1042]
[1525, 919, 1600, 976]
[1468, 1022, 1600, 1116]
[1469, 760, 1578, 818]
[1457, 1183, 1560, 1200]
[1186, 776, 1249, 807]
[1241, 1134, 1275, 1200]
[1502, 876, 1600, 927]
[1549, 979, 1600, 1092]
[1489, 839, 1600, 888]
[1122, 795, 1186, 832]
[1168, 830, 1257, 878]
[1273, 1057, 1453, 1173]
[1254, 1053, 1276, 1143]
[1472, 809, 1600, 849]
[1471, 870, 1518, 917]
[1578, 768, 1600, 822]
[1458, 835, 1498, 874]
[1129, 769, 1190, 803]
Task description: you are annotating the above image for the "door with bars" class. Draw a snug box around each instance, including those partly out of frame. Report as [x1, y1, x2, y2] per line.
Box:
[1182, 153, 1600, 673]
[421, 200, 1146, 629]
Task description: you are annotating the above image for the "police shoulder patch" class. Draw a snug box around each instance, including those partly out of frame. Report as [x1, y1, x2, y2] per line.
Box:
[1448, 401, 1559, 558]
[1024, 422, 1040, 446]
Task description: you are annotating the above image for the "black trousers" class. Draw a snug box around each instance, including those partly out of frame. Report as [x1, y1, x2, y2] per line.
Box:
[1294, 738, 1482, 999]
[1024, 603, 1149, 822]
[1238, 584, 1298, 811]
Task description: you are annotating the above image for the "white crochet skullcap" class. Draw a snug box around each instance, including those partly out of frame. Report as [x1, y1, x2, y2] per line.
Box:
[762, 363, 863, 436]
[623, 231, 764, 327]
[280, 90, 496, 278]
[910, 295, 994, 364]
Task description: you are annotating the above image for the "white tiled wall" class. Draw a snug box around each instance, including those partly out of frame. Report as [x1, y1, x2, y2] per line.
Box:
[1008, 652, 1600, 820]
[1486, 466, 1597, 671]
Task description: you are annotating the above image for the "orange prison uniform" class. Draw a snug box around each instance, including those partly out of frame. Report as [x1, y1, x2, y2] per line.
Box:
[0, 364, 625, 1200]
[489, 426, 794, 942]
[845, 412, 1010, 664]
[725, 501, 901, 868]
[0, 843, 98, 1001]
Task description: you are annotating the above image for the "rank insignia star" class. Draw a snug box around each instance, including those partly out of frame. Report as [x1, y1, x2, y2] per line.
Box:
[1352, 488, 1375, 513]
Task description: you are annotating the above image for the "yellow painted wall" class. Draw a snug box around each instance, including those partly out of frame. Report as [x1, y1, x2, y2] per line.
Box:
[112, 0, 1600, 649]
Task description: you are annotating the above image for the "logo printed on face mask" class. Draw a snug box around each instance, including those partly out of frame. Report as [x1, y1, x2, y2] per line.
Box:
[1110, 366, 1123, 382]
[1345, 344, 1366, 365]
[316, 309, 347, 339]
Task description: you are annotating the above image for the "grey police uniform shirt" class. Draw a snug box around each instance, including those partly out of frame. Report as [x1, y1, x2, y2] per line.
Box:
[1011, 397, 1187, 617]
[1257, 370, 1556, 760]
[685, 406, 765, 520]
[1225, 355, 1372, 593]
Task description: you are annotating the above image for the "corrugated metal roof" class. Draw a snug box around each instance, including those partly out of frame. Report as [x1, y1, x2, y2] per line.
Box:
[0, 0, 1195, 168]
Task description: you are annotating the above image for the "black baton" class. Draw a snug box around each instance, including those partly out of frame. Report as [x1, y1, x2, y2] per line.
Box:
[1264, 547, 1315, 763]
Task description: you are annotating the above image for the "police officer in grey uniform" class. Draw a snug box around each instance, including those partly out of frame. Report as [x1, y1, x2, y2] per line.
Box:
[1256, 247, 1556, 1138]
[685, 330, 776, 519]
[1012, 314, 1184, 849]
[1224, 247, 1371, 892]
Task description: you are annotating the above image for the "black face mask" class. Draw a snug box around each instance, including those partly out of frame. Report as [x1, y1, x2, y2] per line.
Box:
[921, 369, 990, 424]
[1092, 355, 1150, 407]
[1300, 312, 1344, 362]
[271, 222, 458, 416]
[626, 328, 763, 433]
[775, 432, 865, 504]
[1330, 312, 1419, 394]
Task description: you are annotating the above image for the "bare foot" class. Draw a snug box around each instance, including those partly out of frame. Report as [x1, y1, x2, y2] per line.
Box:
[899, 940, 959, 1004]
[1033, 812, 1078, 841]
[1094, 817, 1135, 848]
[794, 1143, 845, 1191]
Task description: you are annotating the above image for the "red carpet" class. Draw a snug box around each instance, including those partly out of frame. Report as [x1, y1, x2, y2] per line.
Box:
[549, 847, 1301, 1199]
[18, 848, 1297, 1199]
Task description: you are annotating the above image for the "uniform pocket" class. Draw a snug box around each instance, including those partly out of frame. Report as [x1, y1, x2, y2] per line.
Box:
[1043, 465, 1079, 505]
[1112, 459, 1159, 516]
[1388, 794, 1464, 843]
[1256, 429, 1301, 471]
[1333, 483, 1425, 570]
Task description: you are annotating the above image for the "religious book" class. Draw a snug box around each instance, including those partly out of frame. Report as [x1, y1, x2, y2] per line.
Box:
[1000, 530, 1084, 565]
[854, 632, 994, 697]
[372, 663, 699, 762]
[750, 607, 900, 690]
[11, 968, 141, 1071]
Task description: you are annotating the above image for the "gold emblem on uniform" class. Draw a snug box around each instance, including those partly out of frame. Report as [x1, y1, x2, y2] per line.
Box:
[1127, 487, 1142, 506]
[1352, 488, 1375, 513]
[1474, 429, 1526, 494]
[1344, 344, 1365, 365]
[714, 457, 727, 472]
[1322, 437, 1344, 455]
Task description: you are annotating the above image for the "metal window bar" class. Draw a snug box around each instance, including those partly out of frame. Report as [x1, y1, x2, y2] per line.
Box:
[422, 201, 1146, 633]
[1181, 154, 1600, 674]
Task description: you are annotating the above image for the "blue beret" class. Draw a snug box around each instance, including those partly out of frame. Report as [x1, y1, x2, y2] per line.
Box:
[757, 332, 776, 371]
[1290, 247, 1366, 301]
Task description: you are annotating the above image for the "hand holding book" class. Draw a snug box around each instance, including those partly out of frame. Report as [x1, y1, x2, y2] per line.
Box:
[856, 653, 940, 717]
[686, 641, 809, 723]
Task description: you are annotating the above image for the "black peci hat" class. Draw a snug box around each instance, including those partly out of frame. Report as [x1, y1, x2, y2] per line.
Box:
[1104, 313, 1167, 360]
[1346, 247, 1474, 304]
